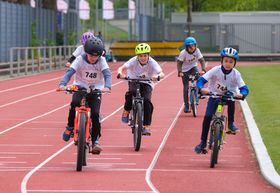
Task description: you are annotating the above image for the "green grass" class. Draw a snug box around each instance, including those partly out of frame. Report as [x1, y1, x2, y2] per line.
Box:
[237, 64, 280, 174]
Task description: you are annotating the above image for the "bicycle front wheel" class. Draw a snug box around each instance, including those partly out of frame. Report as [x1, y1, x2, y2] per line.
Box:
[190, 89, 197, 117]
[133, 103, 143, 151]
[76, 112, 87, 171]
[210, 121, 222, 168]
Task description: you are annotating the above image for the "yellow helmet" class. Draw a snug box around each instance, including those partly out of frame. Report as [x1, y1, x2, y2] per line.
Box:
[135, 43, 151, 55]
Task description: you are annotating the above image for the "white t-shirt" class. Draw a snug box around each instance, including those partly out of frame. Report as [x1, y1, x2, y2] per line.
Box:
[70, 55, 109, 90]
[177, 48, 203, 72]
[72, 45, 85, 57]
[202, 65, 246, 95]
[124, 56, 162, 88]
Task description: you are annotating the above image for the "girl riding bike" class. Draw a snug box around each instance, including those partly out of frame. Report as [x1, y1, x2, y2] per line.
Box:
[194, 47, 249, 154]
[57, 37, 112, 154]
[117, 43, 164, 136]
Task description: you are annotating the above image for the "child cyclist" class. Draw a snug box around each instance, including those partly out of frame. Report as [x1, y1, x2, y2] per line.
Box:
[117, 43, 165, 136]
[177, 36, 207, 113]
[65, 32, 94, 68]
[57, 37, 112, 154]
[194, 47, 249, 154]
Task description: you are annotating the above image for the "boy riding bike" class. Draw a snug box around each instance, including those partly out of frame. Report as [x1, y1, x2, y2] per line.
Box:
[57, 37, 112, 154]
[117, 43, 164, 136]
[177, 37, 207, 113]
[194, 47, 249, 154]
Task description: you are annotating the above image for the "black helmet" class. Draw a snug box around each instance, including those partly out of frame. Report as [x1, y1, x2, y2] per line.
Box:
[84, 37, 104, 56]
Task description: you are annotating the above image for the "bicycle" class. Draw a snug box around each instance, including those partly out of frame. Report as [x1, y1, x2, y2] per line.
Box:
[59, 85, 105, 171]
[118, 76, 156, 151]
[187, 72, 199, 117]
[200, 93, 242, 168]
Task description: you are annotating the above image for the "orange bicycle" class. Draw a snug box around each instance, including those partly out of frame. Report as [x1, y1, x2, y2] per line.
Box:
[60, 85, 104, 171]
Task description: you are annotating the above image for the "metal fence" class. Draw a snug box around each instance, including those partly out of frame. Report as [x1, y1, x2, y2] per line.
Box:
[0, 45, 76, 78]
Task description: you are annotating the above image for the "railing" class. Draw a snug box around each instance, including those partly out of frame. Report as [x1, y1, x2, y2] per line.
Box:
[0, 46, 77, 79]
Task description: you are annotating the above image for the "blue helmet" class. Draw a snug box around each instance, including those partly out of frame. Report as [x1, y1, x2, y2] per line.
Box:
[184, 37, 197, 46]
[220, 47, 239, 60]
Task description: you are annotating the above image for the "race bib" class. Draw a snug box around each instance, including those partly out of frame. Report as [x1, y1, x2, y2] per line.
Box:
[82, 69, 100, 83]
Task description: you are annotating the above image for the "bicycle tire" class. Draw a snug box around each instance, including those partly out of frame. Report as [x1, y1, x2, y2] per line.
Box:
[190, 89, 197, 117]
[210, 121, 222, 168]
[133, 102, 143, 151]
[77, 112, 86, 171]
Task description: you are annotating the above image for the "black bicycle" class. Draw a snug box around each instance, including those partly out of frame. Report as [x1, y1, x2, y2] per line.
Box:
[200, 93, 242, 168]
[118, 76, 155, 151]
[187, 72, 199, 117]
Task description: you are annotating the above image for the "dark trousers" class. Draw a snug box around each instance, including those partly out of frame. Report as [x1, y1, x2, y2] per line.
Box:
[200, 98, 235, 142]
[124, 82, 154, 126]
[181, 67, 199, 109]
[68, 92, 102, 144]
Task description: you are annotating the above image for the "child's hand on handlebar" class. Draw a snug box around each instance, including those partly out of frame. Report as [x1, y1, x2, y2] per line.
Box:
[56, 86, 66, 92]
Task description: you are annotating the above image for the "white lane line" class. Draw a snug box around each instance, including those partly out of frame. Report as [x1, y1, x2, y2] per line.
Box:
[0, 69, 119, 94]
[0, 80, 124, 136]
[88, 158, 122, 160]
[0, 161, 26, 164]
[145, 104, 184, 193]
[153, 168, 254, 174]
[0, 144, 52, 147]
[0, 77, 60, 94]
[0, 152, 40, 155]
[27, 190, 153, 193]
[0, 89, 54, 109]
[21, 106, 123, 193]
[0, 104, 69, 135]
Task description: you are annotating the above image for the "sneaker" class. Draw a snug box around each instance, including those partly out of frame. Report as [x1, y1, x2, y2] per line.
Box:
[62, 126, 74, 142]
[91, 143, 102, 154]
[142, 126, 151, 136]
[184, 105, 191, 113]
[194, 141, 206, 154]
[121, 110, 130, 123]
[228, 123, 240, 134]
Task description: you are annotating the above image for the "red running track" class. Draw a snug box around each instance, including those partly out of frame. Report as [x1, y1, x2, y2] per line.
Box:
[0, 61, 279, 193]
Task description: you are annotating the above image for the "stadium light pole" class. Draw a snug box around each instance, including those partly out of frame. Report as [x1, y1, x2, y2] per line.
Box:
[187, 0, 192, 37]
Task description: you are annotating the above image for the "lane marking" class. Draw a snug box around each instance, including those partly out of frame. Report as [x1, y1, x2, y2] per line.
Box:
[0, 90, 55, 109]
[0, 81, 123, 136]
[145, 104, 184, 193]
[153, 168, 254, 174]
[21, 106, 123, 193]
[0, 104, 69, 135]
[27, 190, 153, 193]
[0, 144, 52, 147]
[0, 69, 119, 94]
[0, 152, 40, 155]
[0, 77, 60, 94]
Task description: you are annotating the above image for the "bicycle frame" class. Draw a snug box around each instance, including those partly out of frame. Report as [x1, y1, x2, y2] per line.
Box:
[73, 98, 91, 144]
[188, 73, 199, 117]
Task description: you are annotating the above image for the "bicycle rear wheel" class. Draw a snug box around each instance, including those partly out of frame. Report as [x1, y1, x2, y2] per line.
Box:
[133, 103, 143, 151]
[77, 112, 87, 171]
[210, 121, 222, 168]
[190, 89, 197, 117]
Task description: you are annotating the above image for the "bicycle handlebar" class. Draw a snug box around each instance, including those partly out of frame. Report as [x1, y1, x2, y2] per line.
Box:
[117, 75, 157, 82]
[200, 93, 244, 101]
[57, 85, 109, 94]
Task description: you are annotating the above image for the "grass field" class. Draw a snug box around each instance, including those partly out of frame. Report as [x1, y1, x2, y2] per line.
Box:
[237, 64, 280, 174]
